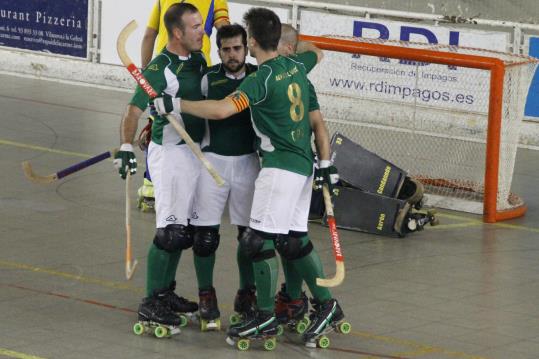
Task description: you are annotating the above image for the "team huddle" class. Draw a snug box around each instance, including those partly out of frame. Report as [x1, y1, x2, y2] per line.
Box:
[114, 2, 349, 350]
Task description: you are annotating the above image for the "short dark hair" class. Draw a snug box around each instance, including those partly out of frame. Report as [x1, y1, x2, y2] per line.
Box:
[164, 2, 199, 37]
[243, 8, 281, 51]
[216, 24, 247, 49]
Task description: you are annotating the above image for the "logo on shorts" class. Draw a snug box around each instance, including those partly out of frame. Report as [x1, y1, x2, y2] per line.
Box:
[166, 215, 177, 222]
[249, 217, 261, 224]
[191, 211, 199, 219]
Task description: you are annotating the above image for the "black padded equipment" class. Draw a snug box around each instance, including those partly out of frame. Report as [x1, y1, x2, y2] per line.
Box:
[238, 228, 275, 262]
[154, 224, 194, 252]
[193, 227, 220, 257]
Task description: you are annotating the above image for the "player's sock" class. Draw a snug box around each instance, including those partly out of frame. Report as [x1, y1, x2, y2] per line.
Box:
[146, 244, 171, 296]
[194, 253, 215, 289]
[253, 241, 279, 312]
[292, 236, 332, 302]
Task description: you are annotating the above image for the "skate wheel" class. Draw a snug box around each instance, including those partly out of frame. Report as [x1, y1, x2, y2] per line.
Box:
[154, 326, 168, 338]
[237, 338, 250, 351]
[263, 337, 276, 351]
[200, 319, 208, 332]
[430, 217, 440, 226]
[318, 335, 330, 349]
[179, 314, 188, 327]
[133, 323, 145, 335]
[276, 324, 284, 336]
[229, 313, 241, 325]
[296, 321, 308, 334]
[338, 321, 352, 334]
[215, 318, 221, 331]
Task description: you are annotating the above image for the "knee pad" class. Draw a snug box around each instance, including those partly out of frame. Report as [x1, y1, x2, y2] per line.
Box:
[276, 232, 313, 260]
[238, 228, 275, 262]
[193, 227, 220, 257]
[153, 224, 194, 253]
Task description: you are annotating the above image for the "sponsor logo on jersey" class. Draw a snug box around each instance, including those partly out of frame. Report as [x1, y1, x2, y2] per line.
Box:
[146, 64, 159, 71]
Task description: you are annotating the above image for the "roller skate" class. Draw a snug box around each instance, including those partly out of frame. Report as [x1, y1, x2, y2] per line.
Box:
[303, 298, 351, 349]
[133, 295, 182, 338]
[160, 281, 198, 326]
[137, 178, 155, 212]
[274, 284, 310, 334]
[226, 310, 279, 351]
[229, 285, 256, 325]
[198, 286, 221, 331]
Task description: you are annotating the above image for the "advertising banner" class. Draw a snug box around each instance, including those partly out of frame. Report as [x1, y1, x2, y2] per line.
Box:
[525, 37, 539, 119]
[301, 11, 510, 114]
[0, 0, 88, 58]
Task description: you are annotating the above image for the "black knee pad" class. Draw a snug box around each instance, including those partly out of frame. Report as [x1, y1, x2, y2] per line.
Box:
[193, 227, 220, 257]
[276, 231, 313, 260]
[153, 224, 193, 253]
[238, 228, 275, 262]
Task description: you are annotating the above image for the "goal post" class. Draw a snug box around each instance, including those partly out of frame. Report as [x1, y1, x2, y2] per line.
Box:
[300, 34, 538, 223]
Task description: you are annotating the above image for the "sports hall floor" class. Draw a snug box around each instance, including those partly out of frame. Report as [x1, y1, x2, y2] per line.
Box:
[2, 73, 539, 359]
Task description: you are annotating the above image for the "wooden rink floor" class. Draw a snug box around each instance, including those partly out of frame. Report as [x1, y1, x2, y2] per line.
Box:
[2, 73, 539, 359]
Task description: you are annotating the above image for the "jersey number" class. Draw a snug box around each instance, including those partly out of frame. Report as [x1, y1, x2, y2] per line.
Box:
[287, 83, 304, 122]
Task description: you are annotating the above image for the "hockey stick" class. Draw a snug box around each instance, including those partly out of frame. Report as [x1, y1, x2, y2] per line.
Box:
[22, 149, 117, 184]
[316, 185, 345, 287]
[117, 20, 225, 187]
[125, 169, 138, 280]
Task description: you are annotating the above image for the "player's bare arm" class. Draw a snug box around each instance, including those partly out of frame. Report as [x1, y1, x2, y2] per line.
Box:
[310, 109, 330, 161]
[296, 40, 323, 63]
[141, 27, 158, 69]
[120, 105, 144, 144]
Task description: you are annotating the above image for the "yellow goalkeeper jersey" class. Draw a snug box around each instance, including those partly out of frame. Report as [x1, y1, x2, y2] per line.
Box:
[147, 0, 229, 65]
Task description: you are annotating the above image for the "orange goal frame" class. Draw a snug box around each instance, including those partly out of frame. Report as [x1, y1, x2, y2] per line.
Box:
[300, 34, 524, 223]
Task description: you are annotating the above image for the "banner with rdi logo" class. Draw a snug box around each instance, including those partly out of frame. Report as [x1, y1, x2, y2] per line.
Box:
[0, 0, 88, 58]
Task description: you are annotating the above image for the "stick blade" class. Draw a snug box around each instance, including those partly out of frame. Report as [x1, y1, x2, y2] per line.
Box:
[316, 261, 345, 287]
[21, 161, 57, 184]
[125, 259, 138, 280]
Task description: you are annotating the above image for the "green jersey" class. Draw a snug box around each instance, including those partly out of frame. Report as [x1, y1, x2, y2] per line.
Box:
[201, 63, 258, 156]
[291, 52, 320, 112]
[235, 54, 315, 176]
[129, 49, 206, 145]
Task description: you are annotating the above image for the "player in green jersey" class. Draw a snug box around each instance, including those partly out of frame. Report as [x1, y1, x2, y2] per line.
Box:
[154, 8, 345, 347]
[190, 24, 259, 331]
[114, 3, 207, 331]
[274, 23, 344, 344]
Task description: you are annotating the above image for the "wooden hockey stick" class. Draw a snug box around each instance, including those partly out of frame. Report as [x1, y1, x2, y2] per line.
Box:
[125, 169, 138, 280]
[316, 185, 345, 287]
[22, 149, 117, 184]
[117, 20, 225, 187]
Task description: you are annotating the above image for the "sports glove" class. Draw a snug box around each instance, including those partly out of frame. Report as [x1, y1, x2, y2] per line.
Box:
[154, 94, 181, 116]
[113, 143, 137, 179]
[313, 160, 339, 195]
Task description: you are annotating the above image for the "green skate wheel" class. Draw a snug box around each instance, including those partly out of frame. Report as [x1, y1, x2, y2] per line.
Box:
[179, 315, 188, 327]
[296, 321, 308, 334]
[339, 321, 352, 334]
[215, 318, 221, 331]
[200, 319, 208, 332]
[264, 337, 276, 351]
[318, 335, 330, 349]
[133, 323, 145, 335]
[229, 314, 241, 325]
[237, 338, 250, 351]
[276, 324, 284, 336]
[154, 326, 168, 338]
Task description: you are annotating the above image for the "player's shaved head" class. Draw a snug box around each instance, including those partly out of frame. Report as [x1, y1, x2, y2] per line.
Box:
[280, 24, 298, 50]
[277, 23, 298, 56]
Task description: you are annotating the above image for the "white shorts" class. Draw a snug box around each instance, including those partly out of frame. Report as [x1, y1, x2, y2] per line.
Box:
[191, 152, 260, 227]
[148, 141, 201, 228]
[249, 168, 313, 234]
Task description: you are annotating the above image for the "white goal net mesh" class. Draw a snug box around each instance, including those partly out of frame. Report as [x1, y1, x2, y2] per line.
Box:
[309, 36, 538, 215]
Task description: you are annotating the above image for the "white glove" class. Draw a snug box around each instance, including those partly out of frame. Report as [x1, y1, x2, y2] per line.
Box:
[153, 94, 181, 116]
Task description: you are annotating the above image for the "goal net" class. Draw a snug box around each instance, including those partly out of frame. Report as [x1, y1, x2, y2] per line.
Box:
[302, 35, 538, 222]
